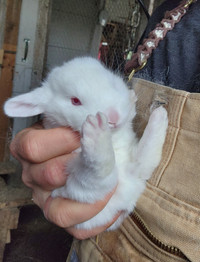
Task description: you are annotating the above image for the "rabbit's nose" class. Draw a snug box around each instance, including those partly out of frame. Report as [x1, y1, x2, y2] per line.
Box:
[105, 107, 119, 127]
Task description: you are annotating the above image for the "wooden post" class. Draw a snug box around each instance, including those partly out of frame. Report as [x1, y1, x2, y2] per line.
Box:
[31, 0, 52, 86]
[0, 208, 20, 262]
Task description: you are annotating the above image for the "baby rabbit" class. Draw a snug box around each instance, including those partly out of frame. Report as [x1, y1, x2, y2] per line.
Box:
[4, 57, 168, 230]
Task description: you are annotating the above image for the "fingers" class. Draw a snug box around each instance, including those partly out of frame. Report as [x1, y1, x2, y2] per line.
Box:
[10, 124, 80, 163]
[32, 183, 118, 239]
[32, 187, 52, 209]
[44, 188, 116, 229]
[34, 190, 120, 240]
[22, 154, 76, 191]
[10, 122, 119, 238]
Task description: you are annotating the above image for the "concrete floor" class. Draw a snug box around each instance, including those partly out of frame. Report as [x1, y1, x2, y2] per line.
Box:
[3, 205, 73, 262]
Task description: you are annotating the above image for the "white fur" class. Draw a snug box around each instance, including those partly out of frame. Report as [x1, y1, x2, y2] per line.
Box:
[4, 57, 168, 230]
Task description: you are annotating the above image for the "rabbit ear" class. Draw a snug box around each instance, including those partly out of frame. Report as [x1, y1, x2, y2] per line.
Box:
[4, 87, 45, 117]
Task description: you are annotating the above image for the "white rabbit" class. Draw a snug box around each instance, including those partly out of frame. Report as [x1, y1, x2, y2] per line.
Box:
[4, 57, 168, 230]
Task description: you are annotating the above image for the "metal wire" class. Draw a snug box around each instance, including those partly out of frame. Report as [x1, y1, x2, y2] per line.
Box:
[137, 0, 150, 20]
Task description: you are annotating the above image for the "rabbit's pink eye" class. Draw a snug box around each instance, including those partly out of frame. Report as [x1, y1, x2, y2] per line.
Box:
[71, 97, 82, 106]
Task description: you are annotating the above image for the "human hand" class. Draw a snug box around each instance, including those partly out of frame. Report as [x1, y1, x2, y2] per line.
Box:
[10, 122, 118, 239]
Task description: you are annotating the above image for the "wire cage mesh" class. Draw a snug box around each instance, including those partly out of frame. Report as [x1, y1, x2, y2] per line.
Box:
[99, 0, 141, 72]
[46, 0, 99, 70]
[46, 0, 142, 74]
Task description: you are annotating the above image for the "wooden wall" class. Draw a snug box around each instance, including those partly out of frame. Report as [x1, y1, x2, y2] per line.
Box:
[0, 0, 22, 161]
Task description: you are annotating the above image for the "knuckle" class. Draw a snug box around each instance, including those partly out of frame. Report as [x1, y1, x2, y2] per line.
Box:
[21, 169, 33, 187]
[52, 208, 71, 228]
[45, 200, 73, 229]
[20, 130, 40, 162]
[43, 160, 66, 188]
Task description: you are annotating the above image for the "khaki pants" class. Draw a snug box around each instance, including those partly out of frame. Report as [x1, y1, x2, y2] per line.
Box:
[67, 78, 200, 262]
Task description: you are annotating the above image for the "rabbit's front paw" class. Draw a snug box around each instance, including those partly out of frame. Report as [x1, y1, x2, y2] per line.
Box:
[81, 112, 114, 164]
[149, 106, 168, 130]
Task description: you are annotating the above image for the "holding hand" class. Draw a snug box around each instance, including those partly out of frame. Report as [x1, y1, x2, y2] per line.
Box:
[10, 122, 117, 239]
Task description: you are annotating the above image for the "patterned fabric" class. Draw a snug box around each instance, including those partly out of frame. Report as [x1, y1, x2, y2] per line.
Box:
[125, 0, 196, 75]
